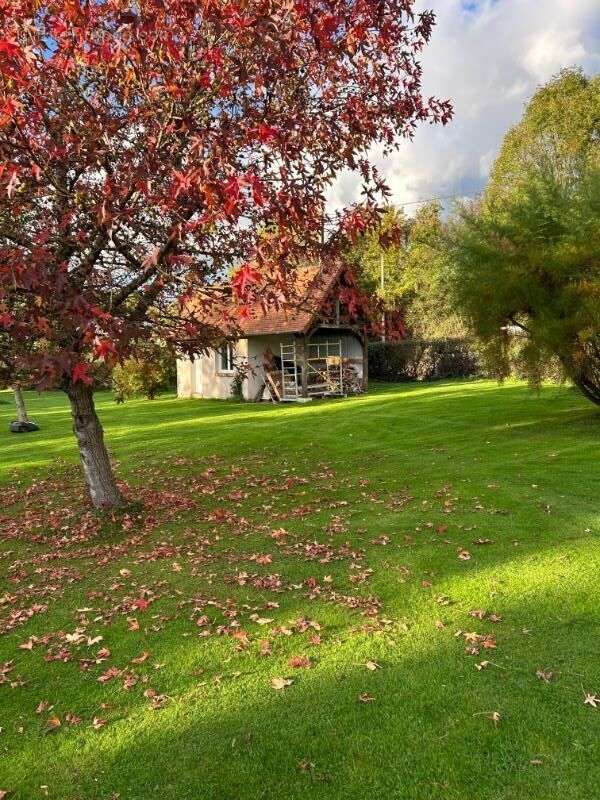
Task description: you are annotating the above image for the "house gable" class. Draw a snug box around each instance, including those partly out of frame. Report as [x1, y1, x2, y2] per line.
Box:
[185, 263, 367, 340]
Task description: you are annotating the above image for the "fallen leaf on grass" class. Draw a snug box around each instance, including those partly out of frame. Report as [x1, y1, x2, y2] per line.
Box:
[584, 693, 599, 708]
[469, 609, 486, 620]
[122, 672, 138, 690]
[250, 615, 273, 626]
[457, 549, 471, 561]
[488, 711, 501, 726]
[45, 715, 61, 733]
[365, 661, 381, 671]
[481, 635, 497, 650]
[288, 656, 311, 669]
[0, 790, 10, 799]
[91, 717, 106, 730]
[258, 640, 272, 656]
[530, 759, 544, 766]
[97, 666, 120, 683]
[536, 669, 553, 683]
[475, 661, 490, 671]
[149, 694, 168, 710]
[131, 651, 150, 665]
[358, 692, 375, 703]
[271, 677, 293, 690]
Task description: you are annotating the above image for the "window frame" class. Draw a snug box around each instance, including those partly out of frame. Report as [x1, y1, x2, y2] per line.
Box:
[216, 342, 235, 374]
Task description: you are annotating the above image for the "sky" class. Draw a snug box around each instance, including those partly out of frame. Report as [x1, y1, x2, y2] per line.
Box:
[328, 0, 600, 214]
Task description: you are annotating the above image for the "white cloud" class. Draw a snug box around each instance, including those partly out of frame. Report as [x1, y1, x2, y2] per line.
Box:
[523, 28, 587, 80]
[327, 0, 600, 214]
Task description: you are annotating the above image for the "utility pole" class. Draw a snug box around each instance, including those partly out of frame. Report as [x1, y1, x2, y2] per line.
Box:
[380, 251, 386, 343]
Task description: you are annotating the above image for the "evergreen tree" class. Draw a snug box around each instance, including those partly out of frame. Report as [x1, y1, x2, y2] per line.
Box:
[450, 70, 600, 404]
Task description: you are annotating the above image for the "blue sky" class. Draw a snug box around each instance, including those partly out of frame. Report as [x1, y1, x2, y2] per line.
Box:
[329, 0, 600, 214]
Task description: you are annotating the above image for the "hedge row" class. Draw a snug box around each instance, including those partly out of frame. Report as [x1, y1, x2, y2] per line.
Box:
[368, 339, 480, 382]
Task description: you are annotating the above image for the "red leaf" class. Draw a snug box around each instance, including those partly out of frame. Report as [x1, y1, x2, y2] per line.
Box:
[71, 362, 93, 385]
[222, 175, 242, 216]
[93, 338, 117, 361]
[252, 123, 278, 143]
[231, 263, 261, 300]
[288, 655, 311, 669]
[246, 172, 266, 207]
[0, 40, 22, 58]
[1, 98, 20, 117]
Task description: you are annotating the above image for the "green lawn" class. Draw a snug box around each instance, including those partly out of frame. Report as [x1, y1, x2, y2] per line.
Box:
[0, 381, 599, 800]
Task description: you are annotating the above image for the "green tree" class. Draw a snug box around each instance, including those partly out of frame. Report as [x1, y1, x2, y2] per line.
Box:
[450, 70, 600, 405]
[489, 69, 600, 197]
[400, 202, 467, 339]
[346, 203, 466, 339]
[344, 207, 408, 309]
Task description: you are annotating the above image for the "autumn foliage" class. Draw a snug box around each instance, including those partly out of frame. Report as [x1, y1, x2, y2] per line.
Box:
[0, 0, 451, 506]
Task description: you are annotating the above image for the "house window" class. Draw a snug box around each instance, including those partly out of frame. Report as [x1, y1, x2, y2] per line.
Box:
[217, 342, 235, 373]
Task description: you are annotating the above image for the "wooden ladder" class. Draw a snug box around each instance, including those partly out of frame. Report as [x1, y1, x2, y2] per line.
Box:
[265, 371, 281, 402]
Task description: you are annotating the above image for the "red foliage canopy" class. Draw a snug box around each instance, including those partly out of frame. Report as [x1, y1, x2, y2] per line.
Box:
[0, 0, 451, 389]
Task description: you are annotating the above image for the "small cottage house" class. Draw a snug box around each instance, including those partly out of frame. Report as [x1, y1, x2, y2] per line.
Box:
[177, 264, 369, 402]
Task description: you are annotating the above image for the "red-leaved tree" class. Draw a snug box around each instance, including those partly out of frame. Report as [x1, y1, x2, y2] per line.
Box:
[0, 0, 451, 508]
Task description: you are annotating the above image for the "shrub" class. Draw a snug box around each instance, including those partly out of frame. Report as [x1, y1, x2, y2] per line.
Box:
[230, 362, 249, 401]
[368, 339, 480, 382]
[112, 349, 176, 402]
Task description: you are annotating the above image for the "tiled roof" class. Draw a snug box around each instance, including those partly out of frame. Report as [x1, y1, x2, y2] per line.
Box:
[189, 263, 347, 338]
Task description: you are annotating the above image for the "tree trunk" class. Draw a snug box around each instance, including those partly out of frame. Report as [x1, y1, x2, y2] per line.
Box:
[66, 381, 124, 509]
[573, 373, 600, 406]
[13, 386, 29, 423]
[561, 342, 600, 407]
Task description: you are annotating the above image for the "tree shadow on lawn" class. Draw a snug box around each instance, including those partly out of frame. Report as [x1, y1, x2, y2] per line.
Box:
[107, 381, 600, 461]
[9, 561, 600, 800]
[5, 529, 600, 800]
[2, 383, 600, 797]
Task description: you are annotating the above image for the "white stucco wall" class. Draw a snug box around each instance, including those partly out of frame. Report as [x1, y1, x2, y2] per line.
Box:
[176, 358, 194, 398]
[177, 339, 249, 400]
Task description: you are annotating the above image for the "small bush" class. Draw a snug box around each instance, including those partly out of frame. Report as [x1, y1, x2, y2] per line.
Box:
[112, 349, 176, 402]
[368, 339, 480, 382]
[230, 362, 248, 401]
